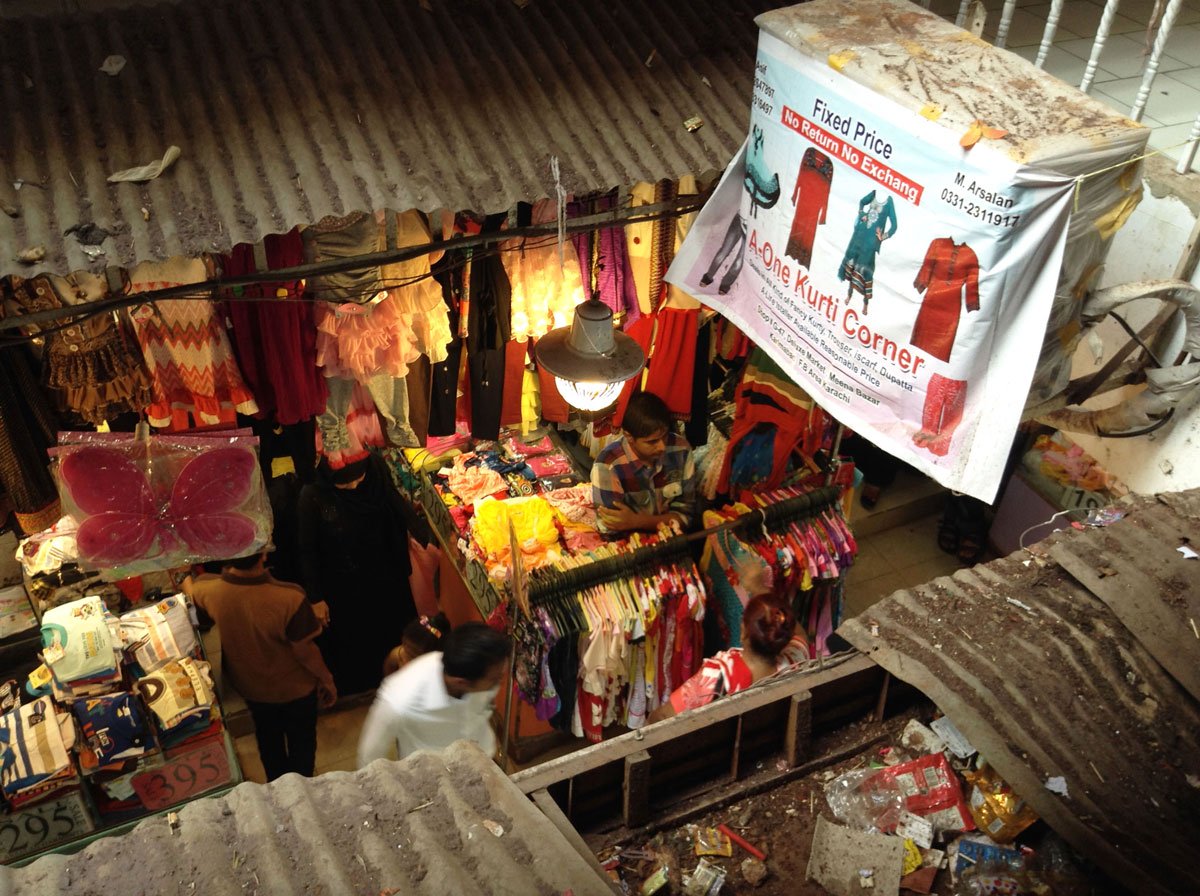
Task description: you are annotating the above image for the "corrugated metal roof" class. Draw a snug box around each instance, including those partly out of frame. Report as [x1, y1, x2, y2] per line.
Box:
[838, 490, 1200, 896]
[0, 0, 771, 278]
[7, 741, 614, 895]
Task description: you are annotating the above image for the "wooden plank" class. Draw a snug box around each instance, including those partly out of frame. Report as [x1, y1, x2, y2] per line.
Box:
[729, 716, 744, 782]
[1051, 537, 1200, 703]
[784, 691, 813, 767]
[512, 654, 874, 794]
[622, 750, 653, 828]
[530, 789, 619, 894]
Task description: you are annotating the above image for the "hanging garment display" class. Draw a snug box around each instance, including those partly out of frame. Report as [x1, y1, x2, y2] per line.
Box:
[51, 432, 271, 575]
[838, 191, 897, 310]
[427, 247, 466, 437]
[610, 314, 656, 428]
[126, 258, 258, 429]
[378, 209, 453, 365]
[910, 237, 982, 363]
[512, 548, 707, 740]
[785, 147, 834, 269]
[642, 307, 700, 419]
[701, 490, 857, 655]
[302, 211, 386, 305]
[503, 199, 586, 340]
[3, 273, 152, 425]
[501, 339, 531, 428]
[468, 213, 512, 441]
[0, 343, 62, 533]
[718, 348, 832, 497]
[406, 356, 432, 445]
[222, 229, 327, 425]
[569, 189, 641, 324]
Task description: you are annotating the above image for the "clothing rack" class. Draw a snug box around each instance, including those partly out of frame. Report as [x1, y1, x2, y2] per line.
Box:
[526, 485, 842, 603]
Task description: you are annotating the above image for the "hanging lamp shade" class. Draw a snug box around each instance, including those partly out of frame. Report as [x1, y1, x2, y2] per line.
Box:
[534, 298, 645, 412]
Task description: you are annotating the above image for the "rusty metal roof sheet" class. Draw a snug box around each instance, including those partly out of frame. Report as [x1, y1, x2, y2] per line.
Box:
[839, 490, 1200, 896]
[756, 0, 1147, 166]
[0, 0, 770, 278]
[7, 741, 613, 895]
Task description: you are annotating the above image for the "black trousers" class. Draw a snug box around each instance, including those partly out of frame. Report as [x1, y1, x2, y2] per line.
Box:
[246, 690, 318, 781]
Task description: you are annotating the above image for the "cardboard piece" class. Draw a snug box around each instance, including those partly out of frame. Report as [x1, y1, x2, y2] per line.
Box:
[806, 815, 904, 896]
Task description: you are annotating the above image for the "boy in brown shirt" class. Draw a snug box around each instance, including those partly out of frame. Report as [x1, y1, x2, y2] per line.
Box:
[186, 552, 336, 780]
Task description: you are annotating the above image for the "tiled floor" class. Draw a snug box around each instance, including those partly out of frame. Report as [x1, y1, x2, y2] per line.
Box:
[234, 701, 372, 785]
[929, 0, 1200, 165]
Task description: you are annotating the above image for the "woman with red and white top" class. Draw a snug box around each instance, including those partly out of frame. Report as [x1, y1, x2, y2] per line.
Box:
[647, 595, 807, 722]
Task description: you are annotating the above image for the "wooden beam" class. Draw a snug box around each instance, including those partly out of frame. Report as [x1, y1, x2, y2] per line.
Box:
[530, 789, 619, 894]
[784, 691, 813, 767]
[622, 750, 653, 828]
[874, 671, 892, 723]
[729, 716, 744, 782]
[511, 654, 874, 794]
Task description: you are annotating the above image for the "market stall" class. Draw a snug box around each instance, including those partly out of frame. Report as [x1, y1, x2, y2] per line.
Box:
[0, 428, 287, 862]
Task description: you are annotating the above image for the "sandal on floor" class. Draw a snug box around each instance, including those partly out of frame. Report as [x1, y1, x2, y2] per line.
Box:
[937, 518, 959, 554]
[957, 532, 985, 565]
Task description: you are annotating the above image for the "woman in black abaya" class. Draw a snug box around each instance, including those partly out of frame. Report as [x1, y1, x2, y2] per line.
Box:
[297, 454, 423, 697]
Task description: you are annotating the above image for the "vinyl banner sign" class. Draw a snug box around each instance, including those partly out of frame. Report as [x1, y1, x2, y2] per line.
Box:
[668, 30, 1075, 501]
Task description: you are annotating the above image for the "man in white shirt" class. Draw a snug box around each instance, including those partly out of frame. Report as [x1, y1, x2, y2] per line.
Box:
[357, 623, 510, 766]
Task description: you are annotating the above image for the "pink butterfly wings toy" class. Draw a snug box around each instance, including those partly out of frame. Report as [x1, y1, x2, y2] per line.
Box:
[55, 436, 267, 571]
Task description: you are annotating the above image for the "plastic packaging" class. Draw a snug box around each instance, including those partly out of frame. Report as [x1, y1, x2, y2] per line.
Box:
[824, 766, 907, 832]
[963, 762, 1039, 844]
[50, 430, 271, 577]
[694, 827, 733, 857]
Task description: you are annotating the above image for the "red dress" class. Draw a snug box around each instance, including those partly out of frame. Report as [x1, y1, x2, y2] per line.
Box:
[223, 229, 328, 425]
[785, 148, 834, 268]
[910, 238, 980, 363]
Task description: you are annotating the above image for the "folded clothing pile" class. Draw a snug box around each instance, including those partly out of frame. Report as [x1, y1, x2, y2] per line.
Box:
[136, 657, 217, 750]
[40, 595, 123, 698]
[0, 698, 78, 808]
[119, 595, 197, 674]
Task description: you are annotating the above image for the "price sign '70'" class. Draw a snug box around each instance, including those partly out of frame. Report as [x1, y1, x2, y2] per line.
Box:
[131, 739, 232, 812]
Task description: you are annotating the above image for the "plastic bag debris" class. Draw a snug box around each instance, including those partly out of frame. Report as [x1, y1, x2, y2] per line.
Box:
[825, 767, 906, 833]
[899, 720, 946, 756]
[871, 753, 974, 834]
[741, 857, 768, 886]
[99, 55, 126, 76]
[930, 716, 976, 759]
[641, 866, 669, 895]
[1044, 776, 1069, 797]
[65, 222, 111, 245]
[963, 763, 1039, 844]
[683, 857, 726, 895]
[694, 827, 732, 857]
[108, 145, 181, 183]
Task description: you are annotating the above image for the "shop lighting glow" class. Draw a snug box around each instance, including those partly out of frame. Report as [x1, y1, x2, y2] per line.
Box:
[534, 298, 645, 413]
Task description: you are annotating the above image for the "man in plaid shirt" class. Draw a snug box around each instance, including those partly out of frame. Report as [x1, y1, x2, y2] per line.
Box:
[591, 392, 697, 536]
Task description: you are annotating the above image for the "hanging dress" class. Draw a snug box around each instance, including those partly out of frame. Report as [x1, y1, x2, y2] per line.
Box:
[222, 229, 327, 425]
[3, 273, 151, 425]
[126, 257, 258, 429]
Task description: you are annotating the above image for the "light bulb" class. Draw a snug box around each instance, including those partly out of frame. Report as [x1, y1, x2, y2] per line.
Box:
[554, 378, 624, 412]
